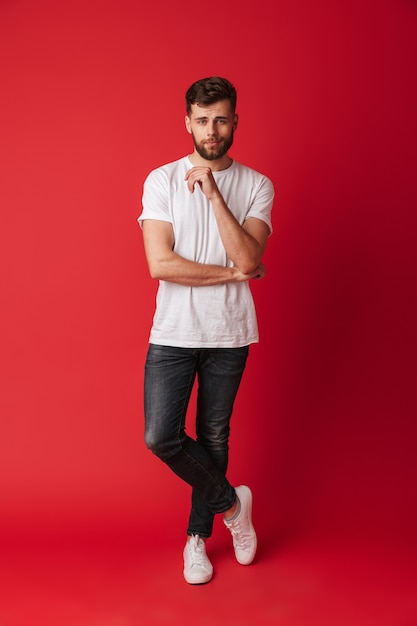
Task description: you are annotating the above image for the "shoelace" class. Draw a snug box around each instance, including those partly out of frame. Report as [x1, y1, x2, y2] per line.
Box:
[228, 520, 251, 550]
[187, 536, 206, 566]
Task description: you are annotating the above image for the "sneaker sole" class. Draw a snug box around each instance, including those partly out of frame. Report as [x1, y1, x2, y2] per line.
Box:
[183, 570, 213, 585]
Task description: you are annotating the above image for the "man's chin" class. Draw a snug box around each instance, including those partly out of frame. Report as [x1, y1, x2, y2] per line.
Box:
[197, 146, 226, 161]
[202, 152, 220, 161]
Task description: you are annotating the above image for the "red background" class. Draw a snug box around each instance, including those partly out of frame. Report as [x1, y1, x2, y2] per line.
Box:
[0, 0, 416, 624]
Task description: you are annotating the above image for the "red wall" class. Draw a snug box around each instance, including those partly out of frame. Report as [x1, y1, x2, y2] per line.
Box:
[1, 0, 416, 547]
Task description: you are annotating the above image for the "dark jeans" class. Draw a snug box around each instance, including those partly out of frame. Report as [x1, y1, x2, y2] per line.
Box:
[144, 343, 249, 538]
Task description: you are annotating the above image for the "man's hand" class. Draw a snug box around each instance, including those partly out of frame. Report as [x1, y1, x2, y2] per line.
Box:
[184, 167, 220, 200]
[252, 263, 266, 280]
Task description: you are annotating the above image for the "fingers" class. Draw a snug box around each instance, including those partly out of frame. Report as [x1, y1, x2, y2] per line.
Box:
[185, 167, 215, 195]
[236, 264, 266, 282]
[252, 263, 266, 280]
[184, 166, 212, 181]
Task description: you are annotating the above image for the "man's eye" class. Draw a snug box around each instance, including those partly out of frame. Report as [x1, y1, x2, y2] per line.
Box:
[198, 120, 207, 125]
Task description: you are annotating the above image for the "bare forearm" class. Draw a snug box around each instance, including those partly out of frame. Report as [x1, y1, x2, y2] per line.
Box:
[210, 193, 264, 274]
[148, 251, 252, 286]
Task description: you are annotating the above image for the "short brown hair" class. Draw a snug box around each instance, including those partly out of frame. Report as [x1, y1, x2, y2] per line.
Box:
[185, 76, 237, 115]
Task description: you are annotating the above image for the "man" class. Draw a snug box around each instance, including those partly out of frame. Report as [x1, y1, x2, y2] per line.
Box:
[138, 76, 274, 584]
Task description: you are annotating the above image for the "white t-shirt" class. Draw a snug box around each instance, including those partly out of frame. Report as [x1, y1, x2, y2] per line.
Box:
[138, 156, 274, 348]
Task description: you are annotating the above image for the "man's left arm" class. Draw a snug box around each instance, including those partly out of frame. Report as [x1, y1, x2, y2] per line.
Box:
[210, 195, 270, 274]
[185, 166, 272, 274]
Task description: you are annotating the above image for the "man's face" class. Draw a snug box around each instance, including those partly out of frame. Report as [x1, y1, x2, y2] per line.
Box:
[185, 100, 238, 161]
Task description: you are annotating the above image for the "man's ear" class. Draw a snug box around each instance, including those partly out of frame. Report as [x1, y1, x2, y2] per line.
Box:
[233, 113, 239, 130]
[185, 115, 192, 134]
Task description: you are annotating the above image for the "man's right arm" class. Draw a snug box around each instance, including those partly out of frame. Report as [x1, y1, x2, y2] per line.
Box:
[142, 219, 265, 286]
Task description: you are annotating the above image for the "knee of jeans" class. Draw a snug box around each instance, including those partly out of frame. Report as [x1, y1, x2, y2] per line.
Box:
[144, 427, 182, 461]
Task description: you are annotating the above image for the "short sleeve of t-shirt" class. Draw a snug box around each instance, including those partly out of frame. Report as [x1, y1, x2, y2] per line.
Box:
[139, 167, 172, 226]
[245, 175, 274, 234]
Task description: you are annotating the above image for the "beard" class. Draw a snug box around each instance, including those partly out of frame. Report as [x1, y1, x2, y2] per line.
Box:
[192, 130, 234, 161]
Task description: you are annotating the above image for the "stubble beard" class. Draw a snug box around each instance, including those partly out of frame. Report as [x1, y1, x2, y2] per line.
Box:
[192, 131, 234, 161]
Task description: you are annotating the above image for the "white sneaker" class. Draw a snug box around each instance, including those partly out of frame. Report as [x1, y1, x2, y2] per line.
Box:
[183, 535, 213, 584]
[224, 485, 257, 565]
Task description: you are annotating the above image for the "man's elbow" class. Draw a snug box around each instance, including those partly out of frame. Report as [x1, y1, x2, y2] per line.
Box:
[148, 268, 161, 280]
[147, 260, 164, 280]
[146, 248, 176, 280]
[238, 263, 256, 275]
[239, 255, 263, 276]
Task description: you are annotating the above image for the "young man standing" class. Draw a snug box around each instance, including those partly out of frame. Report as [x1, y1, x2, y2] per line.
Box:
[138, 76, 274, 584]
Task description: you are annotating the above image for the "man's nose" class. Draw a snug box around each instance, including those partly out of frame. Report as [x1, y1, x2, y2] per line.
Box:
[206, 121, 217, 136]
